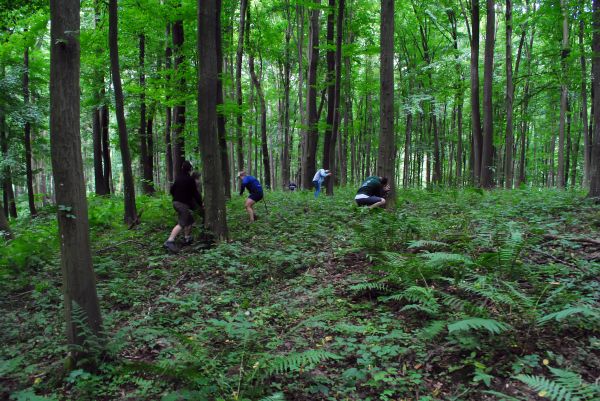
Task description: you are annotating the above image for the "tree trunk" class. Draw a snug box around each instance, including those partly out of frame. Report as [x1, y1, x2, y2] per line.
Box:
[92, 1, 108, 196]
[235, 0, 248, 173]
[377, 0, 395, 207]
[139, 34, 154, 195]
[590, 0, 600, 197]
[581, 11, 590, 188]
[165, 23, 174, 183]
[0, 203, 11, 239]
[323, 0, 335, 190]
[50, 0, 103, 352]
[216, 0, 231, 198]
[0, 115, 17, 219]
[480, 0, 495, 188]
[557, 0, 569, 188]
[145, 108, 155, 193]
[327, 0, 344, 195]
[100, 97, 112, 193]
[109, 0, 138, 225]
[504, 0, 514, 189]
[198, 0, 228, 240]
[302, 0, 321, 189]
[470, 0, 483, 184]
[172, 17, 185, 175]
[281, 0, 292, 188]
[23, 46, 37, 215]
[248, 53, 271, 189]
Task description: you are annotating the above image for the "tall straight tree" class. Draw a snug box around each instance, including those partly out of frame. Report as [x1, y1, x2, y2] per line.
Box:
[377, 0, 395, 207]
[0, 204, 11, 239]
[248, 52, 271, 189]
[216, 0, 231, 198]
[302, 0, 321, 189]
[49, 0, 103, 350]
[92, 1, 108, 196]
[557, 0, 569, 188]
[480, 0, 495, 188]
[109, 0, 138, 225]
[581, 7, 590, 187]
[504, 0, 515, 188]
[235, 0, 248, 173]
[0, 115, 16, 218]
[165, 23, 174, 183]
[470, 0, 483, 184]
[198, 0, 228, 240]
[139, 34, 154, 194]
[172, 12, 186, 175]
[327, 0, 344, 195]
[280, 0, 292, 189]
[590, 0, 600, 198]
[322, 0, 335, 188]
[23, 45, 37, 216]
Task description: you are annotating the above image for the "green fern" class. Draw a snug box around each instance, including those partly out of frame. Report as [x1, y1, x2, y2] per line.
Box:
[421, 252, 474, 267]
[447, 318, 511, 334]
[258, 392, 286, 401]
[349, 282, 389, 293]
[515, 366, 599, 401]
[381, 285, 439, 315]
[407, 240, 449, 250]
[418, 320, 447, 340]
[260, 349, 339, 377]
[537, 305, 600, 326]
[497, 223, 525, 270]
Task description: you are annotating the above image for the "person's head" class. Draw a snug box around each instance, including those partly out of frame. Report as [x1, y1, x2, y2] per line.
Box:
[237, 171, 247, 180]
[380, 177, 388, 186]
[182, 160, 193, 175]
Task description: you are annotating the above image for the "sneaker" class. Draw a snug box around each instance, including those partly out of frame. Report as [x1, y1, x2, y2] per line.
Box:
[183, 236, 193, 246]
[164, 240, 179, 253]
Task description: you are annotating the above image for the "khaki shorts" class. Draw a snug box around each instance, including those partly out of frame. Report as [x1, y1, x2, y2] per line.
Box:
[173, 201, 194, 227]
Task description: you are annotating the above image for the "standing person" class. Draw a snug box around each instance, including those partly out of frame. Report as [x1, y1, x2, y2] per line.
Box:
[164, 160, 203, 253]
[312, 168, 332, 198]
[238, 171, 263, 222]
[354, 176, 389, 208]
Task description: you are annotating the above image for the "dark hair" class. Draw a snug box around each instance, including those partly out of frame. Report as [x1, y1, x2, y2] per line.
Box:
[380, 177, 388, 186]
[182, 160, 193, 174]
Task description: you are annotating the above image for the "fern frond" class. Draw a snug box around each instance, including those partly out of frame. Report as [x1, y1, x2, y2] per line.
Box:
[261, 350, 339, 377]
[447, 318, 511, 334]
[537, 306, 600, 326]
[515, 374, 577, 401]
[421, 252, 474, 267]
[407, 240, 449, 250]
[259, 392, 286, 401]
[418, 320, 447, 340]
[349, 282, 389, 293]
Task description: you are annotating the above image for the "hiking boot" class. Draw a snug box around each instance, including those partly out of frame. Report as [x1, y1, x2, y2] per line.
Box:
[164, 240, 179, 253]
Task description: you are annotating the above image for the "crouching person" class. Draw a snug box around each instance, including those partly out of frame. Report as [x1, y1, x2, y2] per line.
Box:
[354, 176, 389, 209]
[164, 160, 203, 253]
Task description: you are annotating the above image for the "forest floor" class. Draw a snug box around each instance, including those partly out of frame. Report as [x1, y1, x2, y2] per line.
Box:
[1, 188, 599, 401]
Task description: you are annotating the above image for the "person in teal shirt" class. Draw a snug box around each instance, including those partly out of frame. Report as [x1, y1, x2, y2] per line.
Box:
[354, 176, 388, 208]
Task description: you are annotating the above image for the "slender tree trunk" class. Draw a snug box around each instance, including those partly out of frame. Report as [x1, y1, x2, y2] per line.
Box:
[0, 203, 11, 239]
[558, 0, 569, 188]
[590, 0, 600, 197]
[302, 0, 321, 189]
[581, 11, 591, 188]
[377, 0, 395, 207]
[216, 0, 231, 198]
[0, 116, 17, 219]
[139, 34, 154, 194]
[165, 23, 174, 183]
[92, 1, 108, 196]
[172, 17, 185, 175]
[100, 97, 112, 193]
[281, 0, 292, 188]
[50, 0, 103, 351]
[235, 0, 248, 173]
[109, 0, 138, 225]
[480, 0, 495, 188]
[504, 0, 515, 189]
[323, 0, 335, 186]
[198, 0, 228, 240]
[23, 47, 37, 215]
[297, 4, 306, 187]
[469, 0, 483, 184]
[248, 52, 271, 189]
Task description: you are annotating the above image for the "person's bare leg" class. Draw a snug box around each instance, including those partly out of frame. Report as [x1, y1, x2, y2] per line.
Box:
[184, 225, 192, 237]
[168, 224, 183, 241]
[245, 198, 256, 222]
[369, 198, 386, 209]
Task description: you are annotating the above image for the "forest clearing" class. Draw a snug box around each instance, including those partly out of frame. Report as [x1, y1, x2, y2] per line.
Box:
[1, 0, 600, 400]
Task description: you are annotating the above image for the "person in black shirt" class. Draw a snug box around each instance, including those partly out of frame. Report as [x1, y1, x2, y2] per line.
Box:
[354, 176, 389, 208]
[164, 161, 203, 252]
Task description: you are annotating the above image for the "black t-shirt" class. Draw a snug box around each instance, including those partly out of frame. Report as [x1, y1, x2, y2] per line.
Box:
[170, 174, 202, 208]
[356, 176, 383, 197]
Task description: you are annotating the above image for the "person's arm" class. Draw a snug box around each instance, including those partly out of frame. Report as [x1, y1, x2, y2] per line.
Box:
[239, 180, 246, 196]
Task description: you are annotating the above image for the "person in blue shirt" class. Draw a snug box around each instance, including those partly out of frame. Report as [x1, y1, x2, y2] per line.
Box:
[238, 171, 263, 222]
[312, 168, 332, 198]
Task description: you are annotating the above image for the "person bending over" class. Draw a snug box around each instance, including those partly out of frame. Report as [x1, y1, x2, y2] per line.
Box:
[354, 176, 389, 209]
[164, 160, 203, 253]
[312, 168, 332, 198]
[238, 171, 263, 222]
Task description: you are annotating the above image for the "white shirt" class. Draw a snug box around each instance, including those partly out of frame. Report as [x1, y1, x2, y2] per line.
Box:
[312, 169, 328, 184]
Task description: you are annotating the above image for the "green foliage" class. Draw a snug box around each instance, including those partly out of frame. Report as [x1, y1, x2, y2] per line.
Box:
[447, 318, 512, 335]
[516, 366, 600, 401]
[259, 350, 340, 377]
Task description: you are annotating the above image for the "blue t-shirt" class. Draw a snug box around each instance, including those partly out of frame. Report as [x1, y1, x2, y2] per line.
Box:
[240, 175, 263, 195]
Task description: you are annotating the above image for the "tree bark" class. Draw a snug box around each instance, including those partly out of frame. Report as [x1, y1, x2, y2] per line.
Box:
[327, 0, 344, 195]
[248, 53, 271, 189]
[302, 0, 321, 189]
[109, 0, 138, 225]
[323, 0, 335, 188]
[216, 0, 231, 198]
[281, 0, 292, 188]
[23, 46, 37, 215]
[92, 1, 108, 196]
[0, 115, 16, 219]
[50, 0, 103, 351]
[139, 34, 154, 194]
[557, 0, 569, 188]
[198, 0, 228, 240]
[235, 0, 248, 173]
[470, 0, 483, 184]
[172, 17, 185, 175]
[377, 0, 395, 207]
[165, 23, 174, 183]
[100, 97, 112, 193]
[590, 0, 600, 198]
[0, 203, 11, 239]
[504, 0, 514, 188]
[480, 0, 495, 188]
[581, 10, 590, 188]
